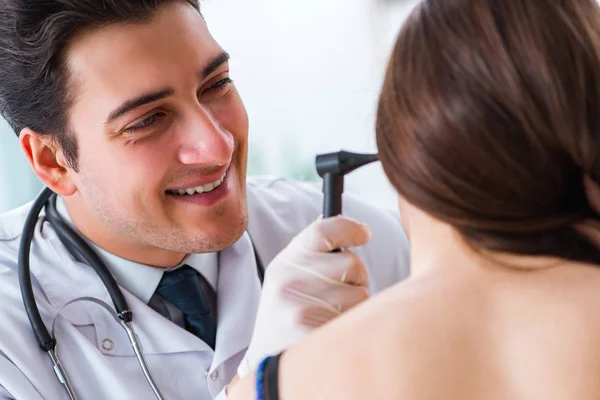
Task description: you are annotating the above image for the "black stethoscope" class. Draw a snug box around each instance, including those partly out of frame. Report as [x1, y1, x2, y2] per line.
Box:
[16, 150, 373, 399]
[17, 187, 265, 400]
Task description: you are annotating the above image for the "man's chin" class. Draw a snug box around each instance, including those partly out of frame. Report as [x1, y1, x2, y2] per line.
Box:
[187, 213, 248, 253]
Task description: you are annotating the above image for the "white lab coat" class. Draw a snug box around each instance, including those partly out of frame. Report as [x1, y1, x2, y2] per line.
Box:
[0, 177, 410, 400]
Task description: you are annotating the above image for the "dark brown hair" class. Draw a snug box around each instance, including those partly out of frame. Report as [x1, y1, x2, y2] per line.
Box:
[376, 0, 600, 264]
[0, 0, 199, 170]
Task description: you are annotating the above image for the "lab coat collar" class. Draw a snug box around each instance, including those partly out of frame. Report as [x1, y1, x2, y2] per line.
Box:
[34, 220, 260, 365]
[211, 231, 262, 369]
[34, 220, 212, 356]
[53, 196, 219, 303]
[53, 196, 163, 304]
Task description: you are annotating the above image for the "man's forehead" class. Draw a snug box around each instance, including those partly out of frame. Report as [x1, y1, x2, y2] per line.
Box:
[63, 2, 223, 120]
[66, 3, 216, 73]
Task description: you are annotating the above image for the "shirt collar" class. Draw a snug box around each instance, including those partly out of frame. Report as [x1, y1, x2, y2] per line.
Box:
[55, 196, 219, 304]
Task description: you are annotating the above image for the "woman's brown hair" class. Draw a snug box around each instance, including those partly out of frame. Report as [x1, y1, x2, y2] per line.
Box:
[376, 0, 600, 264]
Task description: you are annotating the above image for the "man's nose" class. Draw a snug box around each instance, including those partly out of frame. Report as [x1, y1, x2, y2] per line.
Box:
[177, 106, 234, 166]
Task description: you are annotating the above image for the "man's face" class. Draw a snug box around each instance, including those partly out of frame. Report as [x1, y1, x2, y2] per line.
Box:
[62, 2, 249, 264]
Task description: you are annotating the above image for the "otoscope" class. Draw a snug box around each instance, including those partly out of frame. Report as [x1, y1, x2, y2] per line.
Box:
[315, 150, 380, 250]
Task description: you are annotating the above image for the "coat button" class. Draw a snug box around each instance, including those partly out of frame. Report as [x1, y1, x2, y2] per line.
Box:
[210, 370, 219, 381]
[101, 339, 114, 351]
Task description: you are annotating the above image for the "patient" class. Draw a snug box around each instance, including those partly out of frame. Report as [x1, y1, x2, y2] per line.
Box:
[230, 0, 600, 398]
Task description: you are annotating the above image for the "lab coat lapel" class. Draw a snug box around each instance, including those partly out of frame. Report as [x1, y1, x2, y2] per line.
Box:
[211, 232, 262, 369]
[31, 221, 110, 326]
[94, 231, 263, 361]
[37, 221, 213, 356]
[89, 289, 214, 356]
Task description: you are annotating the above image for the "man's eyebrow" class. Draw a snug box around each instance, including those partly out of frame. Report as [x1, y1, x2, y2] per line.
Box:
[105, 89, 175, 124]
[202, 52, 230, 79]
[104, 53, 230, 125]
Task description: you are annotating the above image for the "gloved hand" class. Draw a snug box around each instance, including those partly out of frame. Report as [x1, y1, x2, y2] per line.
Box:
[237, 215, 371, 377]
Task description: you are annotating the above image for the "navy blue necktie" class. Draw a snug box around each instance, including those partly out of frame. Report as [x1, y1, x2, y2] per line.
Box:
[155, 265, 217, 349]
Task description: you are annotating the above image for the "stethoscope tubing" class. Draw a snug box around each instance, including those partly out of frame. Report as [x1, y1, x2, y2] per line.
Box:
[16, 186, 266, 399]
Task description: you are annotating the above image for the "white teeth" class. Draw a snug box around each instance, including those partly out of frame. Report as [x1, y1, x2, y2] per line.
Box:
[169, 172, 227, 196]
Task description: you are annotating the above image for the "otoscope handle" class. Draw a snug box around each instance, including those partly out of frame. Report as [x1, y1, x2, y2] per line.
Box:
[322, 173, 343, 218]
[316, 150, 379, 253]
[321, 173, 343, 253]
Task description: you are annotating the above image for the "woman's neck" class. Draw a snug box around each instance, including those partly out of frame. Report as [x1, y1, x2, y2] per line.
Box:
[406, 205, 567, 277]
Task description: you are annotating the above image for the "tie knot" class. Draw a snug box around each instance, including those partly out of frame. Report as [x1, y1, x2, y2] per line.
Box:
[159, 265, 199, 286]
[155, 265, 214, 316]
[154, 264, 218, 349]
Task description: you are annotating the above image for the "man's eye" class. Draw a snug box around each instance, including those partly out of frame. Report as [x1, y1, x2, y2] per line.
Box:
[125, 113, 164, 133]
[205, 77, 233, 94]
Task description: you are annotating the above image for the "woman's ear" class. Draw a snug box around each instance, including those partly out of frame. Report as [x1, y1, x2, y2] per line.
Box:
[19, 128, 77, 196]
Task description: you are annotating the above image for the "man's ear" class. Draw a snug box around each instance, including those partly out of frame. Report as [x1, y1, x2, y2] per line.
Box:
[19, 128, 77, 196]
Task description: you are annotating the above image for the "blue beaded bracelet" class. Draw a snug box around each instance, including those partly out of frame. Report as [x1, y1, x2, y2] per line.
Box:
[256, 356, 272, 400]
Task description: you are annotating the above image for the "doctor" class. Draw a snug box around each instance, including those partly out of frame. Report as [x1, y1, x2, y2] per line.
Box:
[0, 0, 410, 399]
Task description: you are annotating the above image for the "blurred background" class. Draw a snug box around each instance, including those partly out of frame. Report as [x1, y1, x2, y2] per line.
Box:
[0, 0, 420, 214]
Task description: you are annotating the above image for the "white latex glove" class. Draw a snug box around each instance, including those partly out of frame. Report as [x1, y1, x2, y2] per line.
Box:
[237, 215, 371, 377]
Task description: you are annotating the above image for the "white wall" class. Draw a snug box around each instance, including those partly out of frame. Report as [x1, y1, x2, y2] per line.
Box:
[0, 0, 420, 213]
[0, 118, 43, 213]
[203, 0, 420, 210]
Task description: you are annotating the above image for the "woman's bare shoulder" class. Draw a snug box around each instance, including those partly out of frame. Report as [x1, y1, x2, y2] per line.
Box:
[279, 274, 481, 399]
